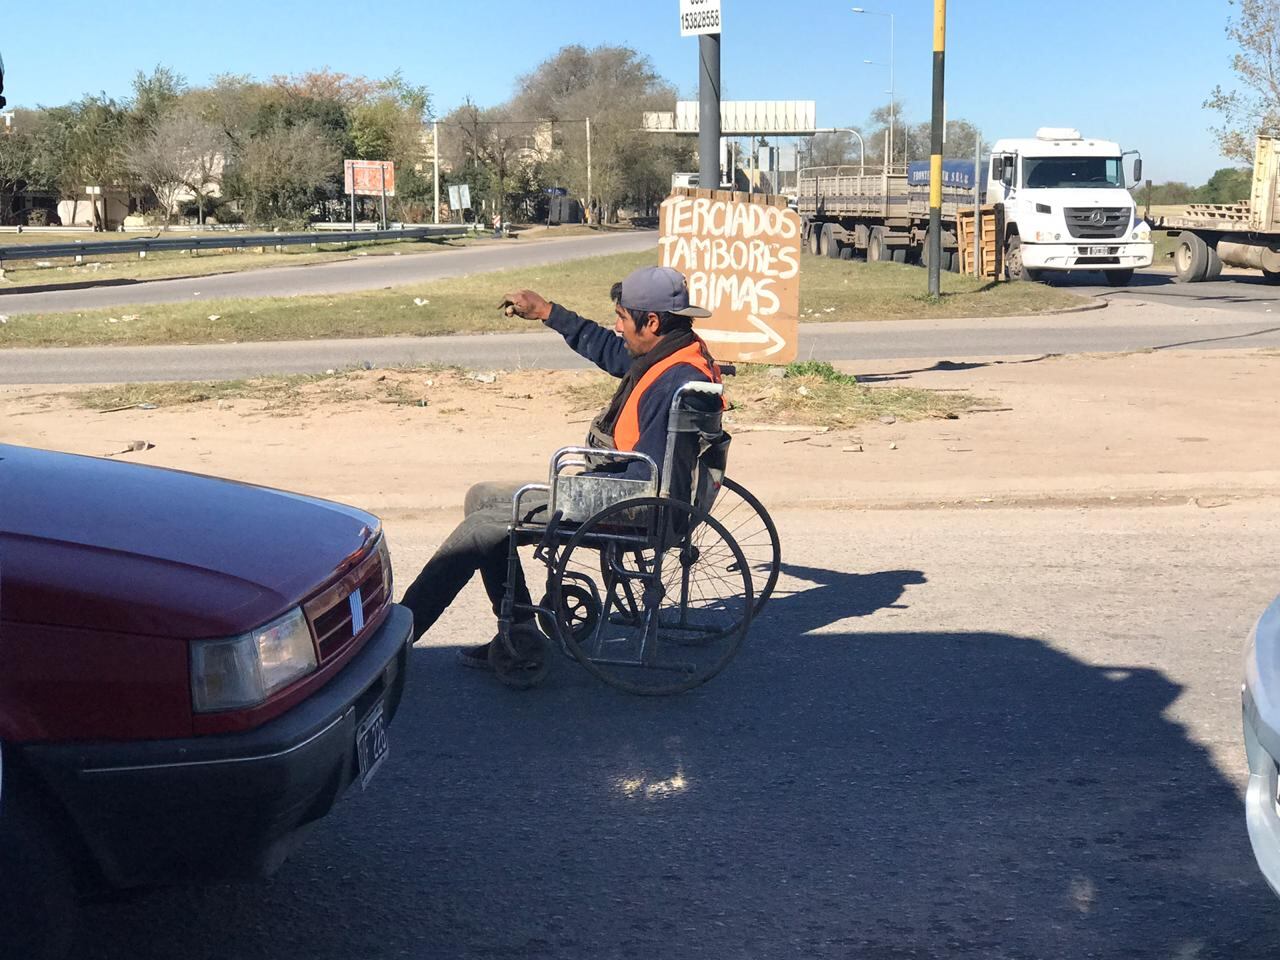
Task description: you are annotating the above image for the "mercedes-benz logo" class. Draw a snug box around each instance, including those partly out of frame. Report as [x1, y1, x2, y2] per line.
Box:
[1088, 209, 1106, 225]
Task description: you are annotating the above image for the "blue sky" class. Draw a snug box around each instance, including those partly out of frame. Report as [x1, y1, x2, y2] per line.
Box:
[2, 0, 1240, 184]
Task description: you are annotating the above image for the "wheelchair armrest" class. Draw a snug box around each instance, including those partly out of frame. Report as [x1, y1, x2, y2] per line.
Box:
[511, 483, 550, 526]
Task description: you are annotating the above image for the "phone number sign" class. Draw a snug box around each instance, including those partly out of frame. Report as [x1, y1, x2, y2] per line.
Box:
[680, 0, 721, 36]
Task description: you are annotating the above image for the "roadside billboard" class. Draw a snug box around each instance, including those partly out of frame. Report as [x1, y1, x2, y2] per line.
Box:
[344, 160, 396, 197]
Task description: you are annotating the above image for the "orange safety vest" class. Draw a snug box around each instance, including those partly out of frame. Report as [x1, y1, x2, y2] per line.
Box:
[613, 340, 724, 452]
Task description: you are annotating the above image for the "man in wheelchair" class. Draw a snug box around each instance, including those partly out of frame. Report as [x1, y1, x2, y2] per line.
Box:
[399, 265, 725, 671]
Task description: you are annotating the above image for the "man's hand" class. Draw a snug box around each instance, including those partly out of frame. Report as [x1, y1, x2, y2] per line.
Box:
[499, 289, 552, 322]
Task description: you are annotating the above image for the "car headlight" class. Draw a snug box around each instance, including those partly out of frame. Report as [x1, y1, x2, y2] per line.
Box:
[377, 535, 393, 600]
[191, 607, 317, 712]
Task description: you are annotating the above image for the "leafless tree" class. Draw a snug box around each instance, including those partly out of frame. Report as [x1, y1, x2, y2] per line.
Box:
[1206, 0, 1280, 161]
[513, 45, 687, 221]
[127, 110, 228, 223]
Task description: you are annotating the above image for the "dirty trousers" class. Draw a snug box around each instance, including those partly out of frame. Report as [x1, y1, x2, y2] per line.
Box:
[399, 481, 546, 639]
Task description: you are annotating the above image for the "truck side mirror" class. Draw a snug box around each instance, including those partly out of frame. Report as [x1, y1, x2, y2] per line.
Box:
[1132, 158, 1142, 185]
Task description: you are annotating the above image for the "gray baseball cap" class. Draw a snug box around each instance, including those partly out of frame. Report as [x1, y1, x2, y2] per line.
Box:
[617, 266, 711, 319]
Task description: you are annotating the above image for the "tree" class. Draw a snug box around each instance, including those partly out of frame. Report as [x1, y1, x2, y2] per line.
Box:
[514, 45, 685, 221]
[441, 99, 530, 219]
[223, 120, 339, 225]
[1197, 166, 1252, 203]
[0, 109, 51, 224]
[1206, 0, 1280, 161]
[1146, 181, 1198, 204]
[806, 130, 863, 169]
[130, 65, 187, 133]
[127, 109, 228, 223]
[40, 96, 128, 228]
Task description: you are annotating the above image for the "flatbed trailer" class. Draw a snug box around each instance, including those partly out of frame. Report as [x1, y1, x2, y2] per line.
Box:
[1157, 136, 1280, 283]
[795, 161, 980, 271]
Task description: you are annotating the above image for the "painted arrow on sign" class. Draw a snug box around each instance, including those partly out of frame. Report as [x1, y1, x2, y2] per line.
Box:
[697, 314, 787, 361]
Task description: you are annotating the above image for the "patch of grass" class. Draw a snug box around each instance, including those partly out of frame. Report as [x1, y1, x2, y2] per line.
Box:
[3, 244, 1087, 349]
[1151, 231, 1177, 269]
[797, 254, 1087, 320]
[782, 360, 860, 385]
[1, 251, 655, 349]
[71, 365, 468, 413]
[561, 362, 983, 430]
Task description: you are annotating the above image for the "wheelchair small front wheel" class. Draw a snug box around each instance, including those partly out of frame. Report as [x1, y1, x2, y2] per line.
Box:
[537, 574, 601, 647]
[551, 497, 753, 695]
[489, 622, 550, 690]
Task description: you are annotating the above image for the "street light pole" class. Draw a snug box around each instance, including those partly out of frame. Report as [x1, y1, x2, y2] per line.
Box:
[852, 7, 895, 169]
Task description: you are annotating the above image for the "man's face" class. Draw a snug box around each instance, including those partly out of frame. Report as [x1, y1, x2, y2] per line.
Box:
[613, 304, 661, 357]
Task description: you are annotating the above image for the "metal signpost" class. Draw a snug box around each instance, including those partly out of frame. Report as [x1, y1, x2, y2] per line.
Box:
[680, 0, 722, 190]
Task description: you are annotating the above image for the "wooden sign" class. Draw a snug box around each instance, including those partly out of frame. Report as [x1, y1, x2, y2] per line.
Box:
[659, 189, 799, 364]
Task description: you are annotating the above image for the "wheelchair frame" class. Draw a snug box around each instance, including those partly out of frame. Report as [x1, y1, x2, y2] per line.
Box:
[492, 381, 760, 695]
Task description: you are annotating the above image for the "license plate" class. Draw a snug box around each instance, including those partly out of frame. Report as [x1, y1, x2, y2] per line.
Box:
[1081, 246, 1113, 256]
[355, 702, 389, 789]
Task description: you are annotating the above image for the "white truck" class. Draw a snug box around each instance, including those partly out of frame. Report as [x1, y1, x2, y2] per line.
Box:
[987, 128, 1153, 285]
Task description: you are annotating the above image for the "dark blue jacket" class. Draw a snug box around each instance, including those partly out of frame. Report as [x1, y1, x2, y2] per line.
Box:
[546, 304, 714, 482]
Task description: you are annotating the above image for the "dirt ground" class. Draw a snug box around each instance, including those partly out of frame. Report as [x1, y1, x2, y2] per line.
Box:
[3, 348, 1277, 518]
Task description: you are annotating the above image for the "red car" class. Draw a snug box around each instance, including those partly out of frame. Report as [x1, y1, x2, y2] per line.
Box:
[0, 443, 412, 956]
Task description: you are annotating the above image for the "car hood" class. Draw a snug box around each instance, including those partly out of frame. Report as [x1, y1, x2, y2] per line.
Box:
[0, 444, 379, 638]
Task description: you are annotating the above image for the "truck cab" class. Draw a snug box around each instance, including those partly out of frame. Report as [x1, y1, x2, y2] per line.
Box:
[987, 128, 1153, 285]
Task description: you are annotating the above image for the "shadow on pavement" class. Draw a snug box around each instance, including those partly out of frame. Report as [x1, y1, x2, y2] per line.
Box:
[77, 566, 1276, 959]
[855, 356, 1057, 384]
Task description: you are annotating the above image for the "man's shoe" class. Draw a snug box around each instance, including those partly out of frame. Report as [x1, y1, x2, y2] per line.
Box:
[457, 641, 493, 670]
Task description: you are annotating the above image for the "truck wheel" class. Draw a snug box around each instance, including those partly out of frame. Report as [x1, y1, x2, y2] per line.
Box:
[1004, 236, 1032, 281]
[1263, 268, 1280, 284]
[1173, 232, 1209, 283]
[807, 223, 821, 256]
[867, 226, 886, 262]
[823, 224, 842, 259]
[1204, 246, 1223, 281]
[891, 247, 907, 264]
[1104, 269, 1134, 287]
[0, 773, 79, 960]
[839, 246, 853, 260]
[947, 251, 961, 273]
[817, 223, 833, 257]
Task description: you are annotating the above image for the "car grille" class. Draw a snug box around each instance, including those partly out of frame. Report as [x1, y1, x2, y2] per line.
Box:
[303, 544, 388, 662]
[1064, 207, 1130, 239]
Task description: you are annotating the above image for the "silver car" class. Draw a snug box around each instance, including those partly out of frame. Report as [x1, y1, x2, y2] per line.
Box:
[1243, 597, 1280, 894]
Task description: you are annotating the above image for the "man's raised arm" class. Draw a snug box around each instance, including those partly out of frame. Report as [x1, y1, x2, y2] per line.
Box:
[501, 289, 630, 378]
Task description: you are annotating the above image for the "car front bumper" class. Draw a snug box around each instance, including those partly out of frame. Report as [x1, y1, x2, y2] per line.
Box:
[1023, 240, 1153, 271]
[1244, 683, 1280, 898]
[23, 603, 413, 888]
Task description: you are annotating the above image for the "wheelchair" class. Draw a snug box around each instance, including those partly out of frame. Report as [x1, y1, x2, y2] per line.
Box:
[491, 380, 781, 695]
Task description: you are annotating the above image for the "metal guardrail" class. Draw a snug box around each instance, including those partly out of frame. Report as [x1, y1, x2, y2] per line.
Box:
[0, 224, 468, 263]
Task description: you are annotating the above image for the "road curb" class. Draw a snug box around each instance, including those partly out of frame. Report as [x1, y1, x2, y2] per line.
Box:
[1035, 298, 1110, 316]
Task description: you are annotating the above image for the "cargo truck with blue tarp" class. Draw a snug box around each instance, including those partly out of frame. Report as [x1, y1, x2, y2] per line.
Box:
[798, 128, 1152, 284]
[796, 158, 984, 271]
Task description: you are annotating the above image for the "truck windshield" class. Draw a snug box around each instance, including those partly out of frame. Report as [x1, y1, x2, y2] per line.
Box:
[1022, 157, 1124, 189]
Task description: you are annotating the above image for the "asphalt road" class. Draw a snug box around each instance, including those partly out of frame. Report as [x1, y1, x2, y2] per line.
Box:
[0, 230, 656, 315]
[74, 502, 1280, 959]
[1051, 267, 1280, 314]
[5, 303, 1280, 385]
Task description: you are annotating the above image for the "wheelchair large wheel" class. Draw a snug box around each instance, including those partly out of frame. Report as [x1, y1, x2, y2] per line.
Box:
[551, 497, 753, 695]
[710, 477, 781, 617]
